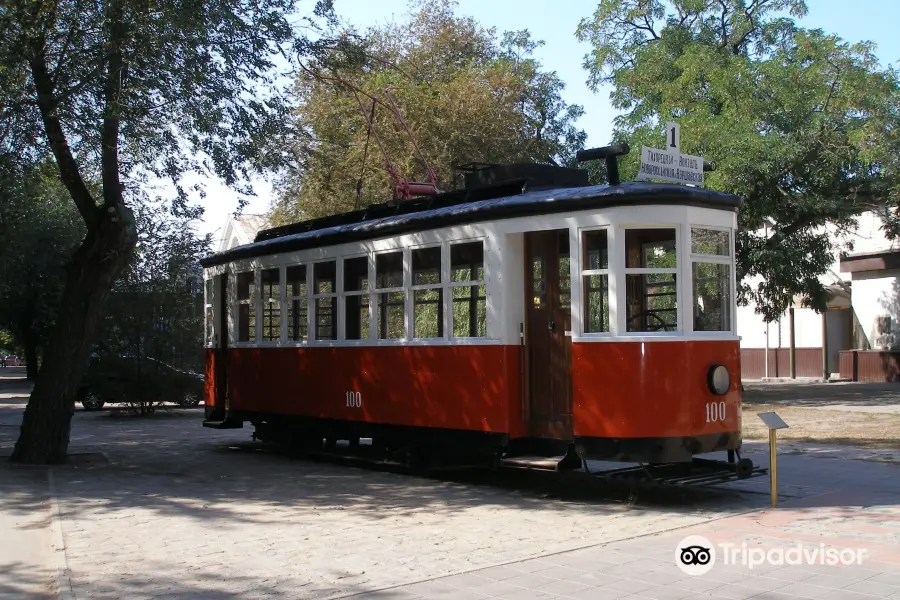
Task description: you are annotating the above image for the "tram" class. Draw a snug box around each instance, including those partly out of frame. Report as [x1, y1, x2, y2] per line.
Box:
[199, 145, 745, 471]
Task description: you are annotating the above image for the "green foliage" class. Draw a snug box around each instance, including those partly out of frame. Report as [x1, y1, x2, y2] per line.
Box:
[97, 200, 212, 378]
[269, 0, 587, 223]
[0, 159, 85, 368]
[577, 0, 900, 320]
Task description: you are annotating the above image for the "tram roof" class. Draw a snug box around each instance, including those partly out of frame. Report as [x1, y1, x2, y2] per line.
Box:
[200, 181, 742, 267]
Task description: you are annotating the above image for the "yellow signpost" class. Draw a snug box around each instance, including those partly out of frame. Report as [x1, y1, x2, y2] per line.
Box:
[757, 412, 789, 507]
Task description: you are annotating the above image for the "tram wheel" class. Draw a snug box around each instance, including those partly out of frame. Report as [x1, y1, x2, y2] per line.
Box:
[735, 458, 754, 479]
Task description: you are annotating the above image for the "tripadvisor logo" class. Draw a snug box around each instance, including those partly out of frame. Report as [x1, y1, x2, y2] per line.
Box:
[676, 535, 868, 575]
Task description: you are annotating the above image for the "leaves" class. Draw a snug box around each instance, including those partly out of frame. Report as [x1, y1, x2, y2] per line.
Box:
[578, 0, 900, 320]
[269, 0, 587, 223]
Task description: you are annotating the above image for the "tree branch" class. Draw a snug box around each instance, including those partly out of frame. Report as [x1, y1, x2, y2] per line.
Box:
[26, 24, 98, 226]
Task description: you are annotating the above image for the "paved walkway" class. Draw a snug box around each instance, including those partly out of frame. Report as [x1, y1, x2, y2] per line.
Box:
[2, 370, 899, 599]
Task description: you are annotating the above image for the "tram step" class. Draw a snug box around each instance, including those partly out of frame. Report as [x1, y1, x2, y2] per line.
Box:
[202, 419, 243, 429]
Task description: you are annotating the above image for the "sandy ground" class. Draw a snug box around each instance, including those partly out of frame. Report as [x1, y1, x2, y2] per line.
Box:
[741, 381, 900, 449]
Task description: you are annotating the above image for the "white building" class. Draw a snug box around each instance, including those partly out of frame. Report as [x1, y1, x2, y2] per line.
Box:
[216, 213, 270, 253]
[737, 210, 900, 381]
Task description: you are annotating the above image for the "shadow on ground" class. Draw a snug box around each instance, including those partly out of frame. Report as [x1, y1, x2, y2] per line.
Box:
[742, 381, 900, 407]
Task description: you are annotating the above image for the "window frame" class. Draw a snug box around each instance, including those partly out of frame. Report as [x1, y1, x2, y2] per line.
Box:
[311, 259, 338, 342]
[283, 263, 310, 345]
[258, 266, 283, 344]
[619, 224, 682, 336]
[340, 252, 373, 341]
[448, 238, 488, 339]
[688, 225, 735, 335]
[374, 248, 407, 340]
[409, 243, 445, 340]
[234, 268, 258, 345]
[578, 226, 612, 337]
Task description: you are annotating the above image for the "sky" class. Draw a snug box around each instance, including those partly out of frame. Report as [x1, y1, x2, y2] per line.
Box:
[190, 0, 900, 244]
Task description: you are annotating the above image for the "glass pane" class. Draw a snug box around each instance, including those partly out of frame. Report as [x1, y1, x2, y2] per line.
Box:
[583, 275, 609, 333]
[531, 257, 545, 308]
[412, 246, 442, 285]
[693, 263, 732, 331]
[452, 285, 486, 337]
[413, 289, 443, 338]
[626, 273, 677, 332]
[344, 257, 368, 292]
[205, 307, 214, 344]
[315, 297, 335, 340]
[583, 230, 609, 270]
[625, 229, 676, 269]
[237, 271, 255, 301]
[286, 265, 307, 298]
[262, 302, 280, 342]
[238, 303, 251, 342]
[376, 252, 403, 289]
[559, 232, 570, 309]
[344, 293, 370, 340]
[314, 261, 336, 295]
[261, 268, 280, 301]
[451, 242, 484, 282]
[205, 279, 213, 304]
[691, 228, 730, 256]
[287, 299, 308, 342]
[377, 292, 405, 339]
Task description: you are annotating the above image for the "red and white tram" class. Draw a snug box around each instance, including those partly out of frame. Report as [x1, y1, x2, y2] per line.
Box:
[200, 146, 744, 470]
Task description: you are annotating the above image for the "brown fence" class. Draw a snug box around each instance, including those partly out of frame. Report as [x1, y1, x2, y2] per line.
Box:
[839, 350, 900, 382]
[740, 348, 823, 379]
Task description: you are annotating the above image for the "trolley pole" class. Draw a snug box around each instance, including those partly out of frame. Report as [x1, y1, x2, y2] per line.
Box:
[758, 412, 789, 508]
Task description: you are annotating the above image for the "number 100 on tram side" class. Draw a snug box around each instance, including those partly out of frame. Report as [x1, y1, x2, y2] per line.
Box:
[200, 145, 745, 471]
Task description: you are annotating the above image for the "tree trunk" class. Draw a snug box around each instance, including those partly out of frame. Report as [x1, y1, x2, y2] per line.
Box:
[24, 339, 38, 381]
[11, 211, 136, 464]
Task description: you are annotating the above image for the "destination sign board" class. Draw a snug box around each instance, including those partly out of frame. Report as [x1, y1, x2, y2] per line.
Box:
[635, 147, 704, 186]
[635, 122, 705, 186]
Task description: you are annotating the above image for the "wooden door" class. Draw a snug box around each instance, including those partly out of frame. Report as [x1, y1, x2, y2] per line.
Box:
[524, 230, 573, 439]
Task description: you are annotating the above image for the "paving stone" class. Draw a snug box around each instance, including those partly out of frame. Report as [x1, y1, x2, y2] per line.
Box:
[531, 578, 593, 597]
[845, 579, 900, 597]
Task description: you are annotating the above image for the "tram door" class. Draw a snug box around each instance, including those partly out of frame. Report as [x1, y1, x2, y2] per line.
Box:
[524, 230, 573, 439]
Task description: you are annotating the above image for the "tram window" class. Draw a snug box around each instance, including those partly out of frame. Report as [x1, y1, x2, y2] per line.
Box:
[581, 230, 609, 333]
[625, 229, 677, 332]
[691, 228, 732, 331]
[412, 247, 443, 339]
[692, 263, 731, 331]
[344, 256, 370, 340]
[451, 241, 486, 337]
[451, 242, 484, 282]
[314, 261, 337, 340]
[376, 251, 404, 339]
[261, 268, 281, 342]
[204, 279, 214, 345]
[236, 271, 256, 342]
[452, 286, 487, 337]
[286, 265, 308, 342]
[691, 228, 730, 256]
[376, 251, 403, 289]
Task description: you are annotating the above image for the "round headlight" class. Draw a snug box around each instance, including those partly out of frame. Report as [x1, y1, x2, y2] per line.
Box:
[708, 365, 730, 395]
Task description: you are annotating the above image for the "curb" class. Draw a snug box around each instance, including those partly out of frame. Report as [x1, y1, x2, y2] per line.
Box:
[47, 471, 76, 600]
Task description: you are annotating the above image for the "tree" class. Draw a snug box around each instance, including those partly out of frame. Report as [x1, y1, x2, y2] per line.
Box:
[0, 159, 85, 380]
[95, 200, 210, 415]
[269, 0, 587, 223]
[1, 0, 336, 463]
[577, 0, 900, 320]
